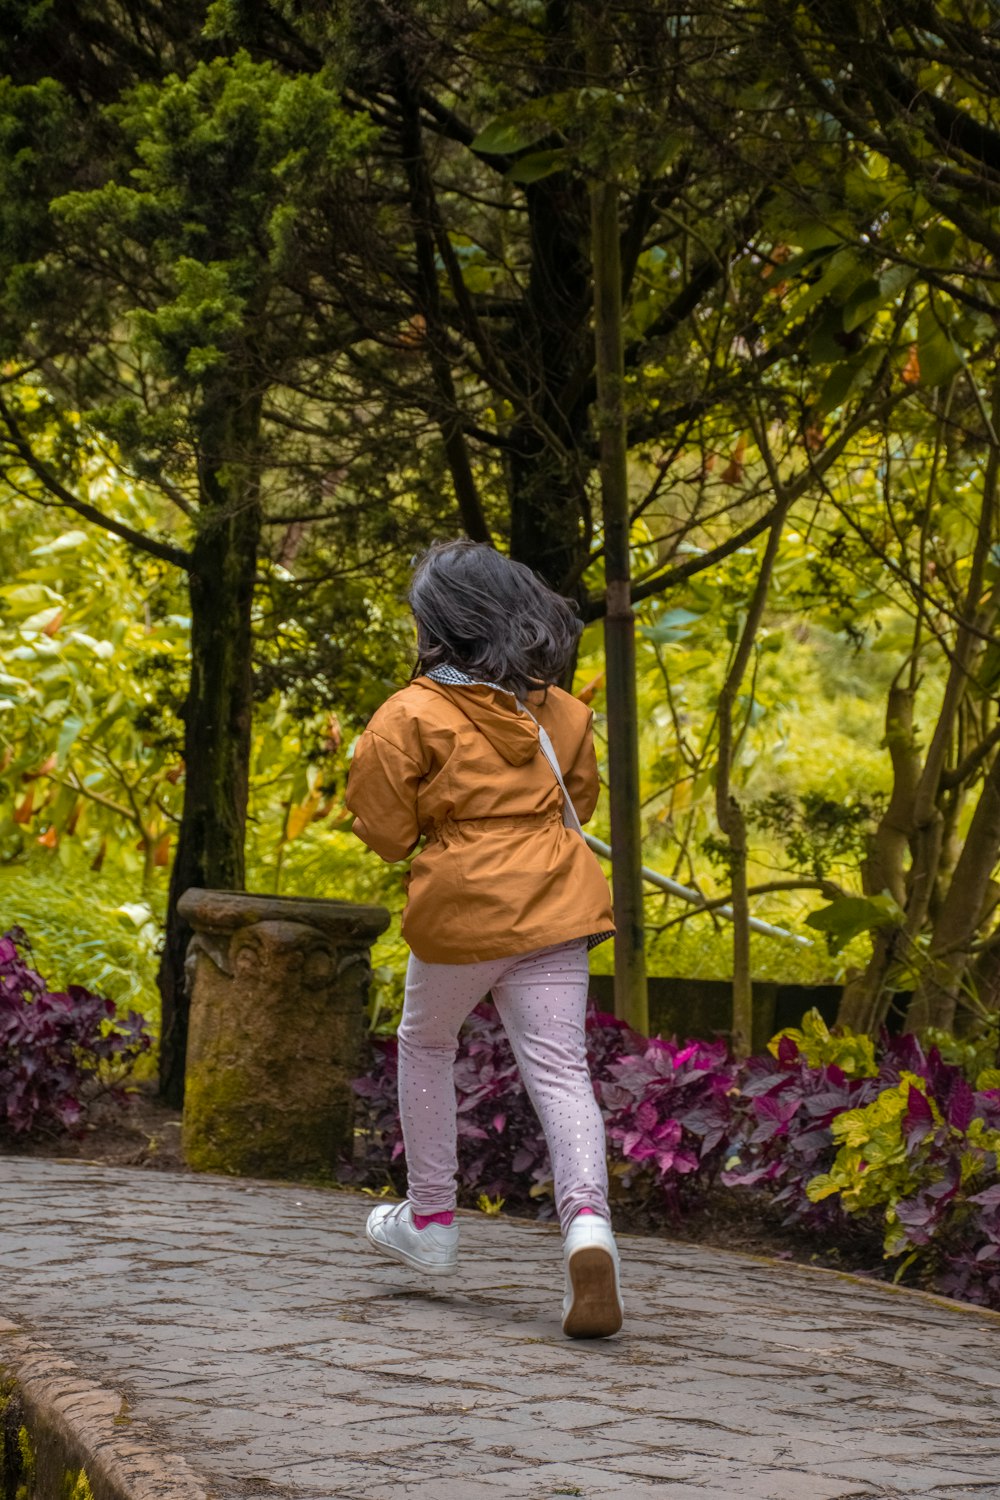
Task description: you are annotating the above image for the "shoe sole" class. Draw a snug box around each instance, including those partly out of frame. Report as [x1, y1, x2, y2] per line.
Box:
[562, 1246, 623, 1338]
[364, 1223, 457, 1277]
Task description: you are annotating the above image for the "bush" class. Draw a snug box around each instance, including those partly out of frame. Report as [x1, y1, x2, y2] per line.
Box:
[801, 1032, 1000, 1304]
[719, 1020, 1000, 1300]
[352, 1001, 1000, 1309]
[720, 1039, 879, 1233]
[0, 927, 152, 1137]
[601, 1037, 736, 1213]
[0, 857, 162, 1027]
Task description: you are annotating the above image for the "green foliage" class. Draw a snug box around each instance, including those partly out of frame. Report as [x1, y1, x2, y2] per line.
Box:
[747, 792, 884, 881]
[52, 52, 373, 385]
[0, 483, 187, 882]
[63, 1470, 95, 1500]
[769, 1007, 877, 1079]
[808, 1078, 937, 1217]
[807, 1076, 1000, 1260]
[804, 894, 903, 956]
[925, 1028, 1000, 1094]
[581, 572, 898, 984]
[0, 44, 379, 581]
[0, 855, 161, 1030]
[16, 1425, 35, 1499]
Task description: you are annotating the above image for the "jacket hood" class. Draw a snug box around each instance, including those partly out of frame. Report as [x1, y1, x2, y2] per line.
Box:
[418, 678, 540, 766]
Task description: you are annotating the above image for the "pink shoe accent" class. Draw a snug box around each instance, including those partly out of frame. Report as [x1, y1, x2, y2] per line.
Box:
[412, 1209, 455, 1230]
[575, 1208, 598, 1218]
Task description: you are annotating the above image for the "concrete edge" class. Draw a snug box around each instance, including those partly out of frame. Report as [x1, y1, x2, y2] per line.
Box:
[0, 1316, 213, 1500]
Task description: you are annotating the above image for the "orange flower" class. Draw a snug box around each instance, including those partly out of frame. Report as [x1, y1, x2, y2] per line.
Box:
[902, 345, 921, 385]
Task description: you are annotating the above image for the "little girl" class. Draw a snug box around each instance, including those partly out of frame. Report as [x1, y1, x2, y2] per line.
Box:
[345, 540, 623, 1338]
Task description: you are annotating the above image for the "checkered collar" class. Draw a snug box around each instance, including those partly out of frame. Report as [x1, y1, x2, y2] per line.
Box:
[424, 664, 511, 695]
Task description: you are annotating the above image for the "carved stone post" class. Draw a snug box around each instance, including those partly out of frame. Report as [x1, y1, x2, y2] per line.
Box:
[178, 889, 390, 1178]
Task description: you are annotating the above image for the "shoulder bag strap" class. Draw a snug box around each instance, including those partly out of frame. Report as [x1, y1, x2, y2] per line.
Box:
[517, 702, 585, 840]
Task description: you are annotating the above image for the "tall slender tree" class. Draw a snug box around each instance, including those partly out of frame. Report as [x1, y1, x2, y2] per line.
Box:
[0, 29, 375, 1100]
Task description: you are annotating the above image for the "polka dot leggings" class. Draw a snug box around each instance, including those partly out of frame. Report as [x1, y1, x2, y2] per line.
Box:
[397, 938, 609, 1233]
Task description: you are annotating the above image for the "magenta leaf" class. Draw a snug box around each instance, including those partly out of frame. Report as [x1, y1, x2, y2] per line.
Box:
[0, 928, 151, 1139]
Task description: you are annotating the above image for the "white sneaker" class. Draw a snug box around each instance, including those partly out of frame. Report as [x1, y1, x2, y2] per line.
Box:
[561, 1213, 624, 1338]
[365, 1200, 459, 1276]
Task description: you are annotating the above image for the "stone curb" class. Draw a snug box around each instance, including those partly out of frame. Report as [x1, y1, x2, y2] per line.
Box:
[0, 1316, 212, 1500]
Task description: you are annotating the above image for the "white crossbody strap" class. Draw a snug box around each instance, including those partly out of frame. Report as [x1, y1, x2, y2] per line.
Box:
[517, 703, 585, 839]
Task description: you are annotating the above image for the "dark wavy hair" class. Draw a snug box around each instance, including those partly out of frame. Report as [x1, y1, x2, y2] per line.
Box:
[409, 540, 582, 697]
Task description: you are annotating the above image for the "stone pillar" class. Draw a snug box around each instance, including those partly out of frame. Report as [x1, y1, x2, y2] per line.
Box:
[178, 888, 390, 1179]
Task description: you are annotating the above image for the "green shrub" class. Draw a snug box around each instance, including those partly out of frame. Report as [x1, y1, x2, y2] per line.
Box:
[0, 856, 161, 1030]
[770, 1006, 877, 1077]
[806, 1069, 1000, 1261]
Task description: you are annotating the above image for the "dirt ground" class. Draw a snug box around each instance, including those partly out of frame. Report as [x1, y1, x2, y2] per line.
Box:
[0, 1083, 187, 1174]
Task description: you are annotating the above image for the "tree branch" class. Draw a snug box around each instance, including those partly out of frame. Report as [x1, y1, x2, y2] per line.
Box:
[587, 387, 908, 619]
[942, 718, 1000, 792]
[651, 877, 847, 929]
[392, 67, 491, 543]
[0, 393, 192, 572]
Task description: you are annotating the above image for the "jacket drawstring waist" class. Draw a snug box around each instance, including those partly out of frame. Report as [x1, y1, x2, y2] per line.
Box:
[424, 808, 563, 844]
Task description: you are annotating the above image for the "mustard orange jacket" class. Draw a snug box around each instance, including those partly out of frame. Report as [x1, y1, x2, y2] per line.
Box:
[344, 675, 615, 964]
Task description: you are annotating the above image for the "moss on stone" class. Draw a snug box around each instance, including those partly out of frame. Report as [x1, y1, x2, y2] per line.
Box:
[16, 1422, 36, 1499]
[0, 1378, 13, 1490]
[63, 1466, 95, 1500]
[182, 920, 363, 1179]
[183, 1062, 346, 1177]
[0, 1384, 96, 1500]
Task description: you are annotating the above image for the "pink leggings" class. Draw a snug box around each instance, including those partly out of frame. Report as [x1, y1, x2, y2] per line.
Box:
[397, 938, 609, 1232]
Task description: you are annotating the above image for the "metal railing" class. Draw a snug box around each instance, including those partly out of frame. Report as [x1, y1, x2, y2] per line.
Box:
[583, 833, 812, 948]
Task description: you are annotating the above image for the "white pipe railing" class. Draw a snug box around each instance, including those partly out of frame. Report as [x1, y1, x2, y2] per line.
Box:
[583, 833, 813, 948]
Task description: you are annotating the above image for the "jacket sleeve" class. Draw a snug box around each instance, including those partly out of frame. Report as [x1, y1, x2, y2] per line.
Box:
[564, 712, 601, 825]
[344, 728, 424, 862]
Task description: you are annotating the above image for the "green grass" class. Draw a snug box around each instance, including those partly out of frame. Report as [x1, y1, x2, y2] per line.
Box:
[0, 854, 163, 1027]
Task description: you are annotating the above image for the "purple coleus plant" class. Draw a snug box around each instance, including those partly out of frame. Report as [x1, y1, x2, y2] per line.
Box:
[0, 927, 152, 1137]
[721, 1037, 881, 1232]
[942, 1183, 1000, 1307]
[600, 1038, 736, 1209]
[722, 1026, 1000, 1304]
[875, 1033, 1000, 1303]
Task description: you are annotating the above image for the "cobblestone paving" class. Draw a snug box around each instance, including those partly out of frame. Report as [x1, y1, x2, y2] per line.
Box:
[1, 1159, 999, 1500]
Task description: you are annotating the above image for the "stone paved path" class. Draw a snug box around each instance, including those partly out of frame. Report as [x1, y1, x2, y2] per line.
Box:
[1, 1159, 999, 1500]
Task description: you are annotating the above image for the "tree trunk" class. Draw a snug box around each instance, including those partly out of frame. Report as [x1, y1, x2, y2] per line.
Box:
[724, 798, 753, 1057]
[506, 5, 593, 597]
[714, 487, 791, 1055]
[393, 58, 491, 547]
[909, 750, 1000, 1032]
[837, 927, 902, 1036]
[590, 166, 648, 1034]
[507, 169, 593, 597]
[968, 913, 1000, 1038]
[508, 422, 590, 596]
[838, 378, 1000, 1036]
[157, 387, 263, 1105]
[837, 684, 919, 1032]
